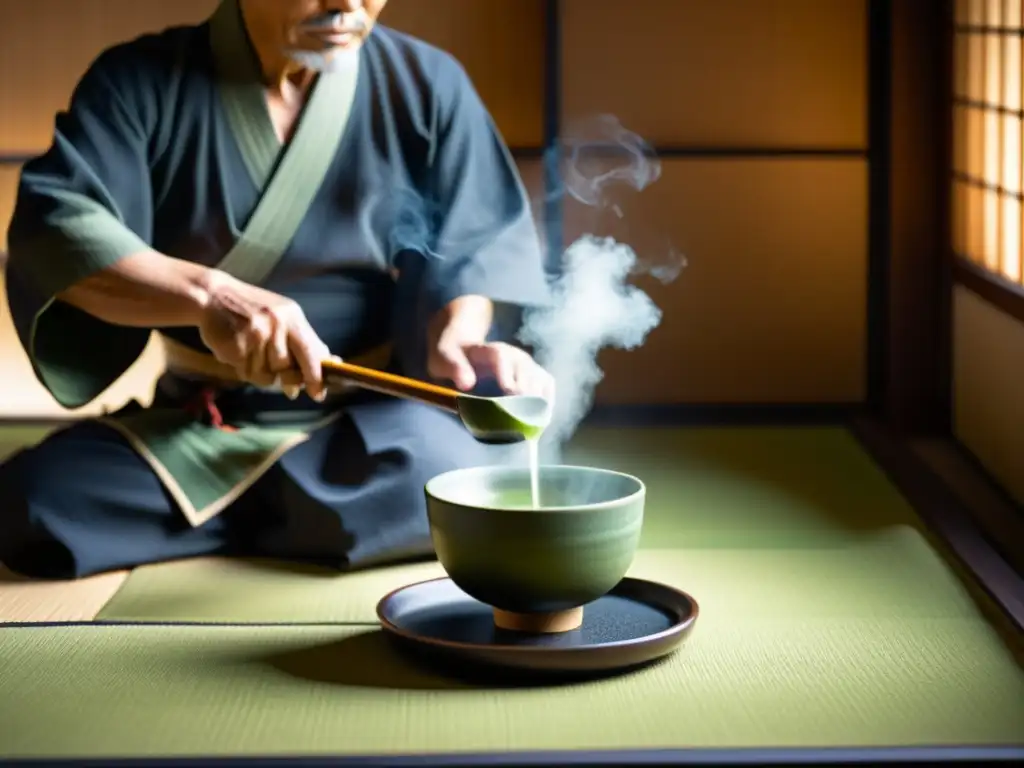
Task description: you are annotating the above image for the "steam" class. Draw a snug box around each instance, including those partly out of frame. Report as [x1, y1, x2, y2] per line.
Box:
[519, 236, 662, 452]
[561, 115, 662, 208]
[519, 115, 685, 460]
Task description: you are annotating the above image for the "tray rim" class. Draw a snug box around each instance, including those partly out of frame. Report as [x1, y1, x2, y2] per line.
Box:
[375, 575, 699, 654]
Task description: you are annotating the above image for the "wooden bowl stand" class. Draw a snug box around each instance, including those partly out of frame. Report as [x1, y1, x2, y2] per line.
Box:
[492, 606, 585, 634]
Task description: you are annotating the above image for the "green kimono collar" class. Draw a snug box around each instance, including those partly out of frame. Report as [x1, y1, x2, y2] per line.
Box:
[207, 0, 285, 186]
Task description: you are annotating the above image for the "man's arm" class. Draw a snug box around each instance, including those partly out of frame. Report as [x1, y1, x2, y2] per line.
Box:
[422, 57, 551, 316]
[57, 250, 215, 329]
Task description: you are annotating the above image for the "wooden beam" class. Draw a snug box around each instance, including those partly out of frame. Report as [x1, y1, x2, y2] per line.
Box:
[882, 0, 951, 435]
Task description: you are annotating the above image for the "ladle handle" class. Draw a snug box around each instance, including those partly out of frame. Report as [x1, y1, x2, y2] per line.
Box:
[319, 359, 461, 412]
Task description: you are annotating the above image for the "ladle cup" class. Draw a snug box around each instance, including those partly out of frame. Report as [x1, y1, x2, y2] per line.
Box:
[302, 359, 552, 445]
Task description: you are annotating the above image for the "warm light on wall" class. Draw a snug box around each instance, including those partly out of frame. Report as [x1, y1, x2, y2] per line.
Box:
[953, 0, 1024, 285]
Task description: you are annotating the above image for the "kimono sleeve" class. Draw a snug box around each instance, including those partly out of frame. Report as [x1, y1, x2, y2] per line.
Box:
[423, 60, 552, 314]
[5, 48, 156, 410]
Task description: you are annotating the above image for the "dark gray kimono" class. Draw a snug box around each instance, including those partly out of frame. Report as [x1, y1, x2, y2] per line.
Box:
[0, 0, 549, 578]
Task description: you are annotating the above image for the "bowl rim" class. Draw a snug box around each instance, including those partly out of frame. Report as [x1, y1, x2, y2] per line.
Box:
[424, 463, 646, 512]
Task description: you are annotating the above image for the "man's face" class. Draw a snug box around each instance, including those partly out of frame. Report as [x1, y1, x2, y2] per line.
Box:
[243, 0, 389, 70]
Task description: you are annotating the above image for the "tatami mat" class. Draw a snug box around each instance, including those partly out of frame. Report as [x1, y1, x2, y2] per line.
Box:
[564, 426, 924, 547]
[0, 424, 54, 465]
[3, 599, 1022, 759]
[0, 566, 128, 624]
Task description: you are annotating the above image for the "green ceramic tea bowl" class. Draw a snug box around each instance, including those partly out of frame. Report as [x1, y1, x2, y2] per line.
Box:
[424, 464, 645, 633]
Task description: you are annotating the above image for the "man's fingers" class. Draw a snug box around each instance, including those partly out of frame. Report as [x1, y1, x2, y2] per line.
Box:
[288, 329, 332, 402]
[437, 343, 477, 391]
[266, 314, 291, 374]
[243, 311, 273, 381]
[461, 343, 555, 400]
[275, 370, 304, 399]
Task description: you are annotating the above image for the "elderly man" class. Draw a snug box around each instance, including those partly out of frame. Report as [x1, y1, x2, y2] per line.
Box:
[0, 0, 552, 579]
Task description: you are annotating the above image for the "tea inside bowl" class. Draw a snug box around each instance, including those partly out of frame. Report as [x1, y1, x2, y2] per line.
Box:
[426, 464, 643, 511]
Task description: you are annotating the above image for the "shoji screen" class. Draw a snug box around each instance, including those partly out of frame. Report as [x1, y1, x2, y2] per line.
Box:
[559, 0, 868, 404]
[951, 0, 1024, 503]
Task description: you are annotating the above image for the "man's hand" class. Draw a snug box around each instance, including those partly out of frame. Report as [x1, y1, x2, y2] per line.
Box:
[439, 341, 555, 401]
[197, 271, 335, 401]
[427, 296, 555, 401]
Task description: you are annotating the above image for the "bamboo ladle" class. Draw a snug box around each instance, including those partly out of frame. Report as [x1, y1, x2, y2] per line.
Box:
[291, 359, 553, 445]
